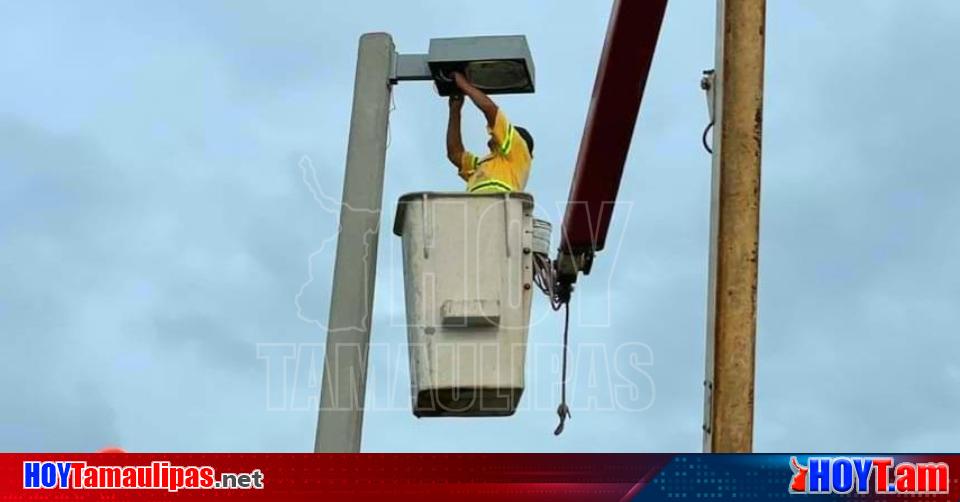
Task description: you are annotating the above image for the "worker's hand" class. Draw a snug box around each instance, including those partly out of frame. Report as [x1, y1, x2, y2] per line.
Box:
[452, 71, 470, 91]
[449, 94, 464, 110]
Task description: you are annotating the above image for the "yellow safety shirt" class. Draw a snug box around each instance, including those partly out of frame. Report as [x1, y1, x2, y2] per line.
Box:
[457, 110, 532, 193]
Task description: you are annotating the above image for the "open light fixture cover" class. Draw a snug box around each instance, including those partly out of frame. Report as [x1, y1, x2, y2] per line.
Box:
[427, 35, 535, 96]
[464, 60, 531, 92]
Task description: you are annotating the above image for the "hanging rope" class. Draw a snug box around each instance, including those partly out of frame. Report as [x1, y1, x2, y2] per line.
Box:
[553, 301, 572, 435]
[532, 252, 573, 435]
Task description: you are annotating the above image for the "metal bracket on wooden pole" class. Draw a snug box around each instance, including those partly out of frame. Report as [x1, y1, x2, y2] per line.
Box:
[702, 0, 766, 453]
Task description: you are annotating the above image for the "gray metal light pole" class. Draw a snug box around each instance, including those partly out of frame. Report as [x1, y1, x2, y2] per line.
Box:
[314, 33, 395, 453]
[701, 0, 766, 453]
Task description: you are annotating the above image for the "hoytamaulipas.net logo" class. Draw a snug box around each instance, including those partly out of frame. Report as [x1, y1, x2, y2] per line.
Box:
[23, 461, 264, 492]
[789, 456, 949, 495]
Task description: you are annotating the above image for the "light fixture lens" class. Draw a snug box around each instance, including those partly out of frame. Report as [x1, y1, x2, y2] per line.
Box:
[464, 60, 529, 91]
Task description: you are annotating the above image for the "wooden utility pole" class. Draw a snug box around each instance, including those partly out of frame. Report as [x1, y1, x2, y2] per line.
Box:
[702, 0, 766, 453]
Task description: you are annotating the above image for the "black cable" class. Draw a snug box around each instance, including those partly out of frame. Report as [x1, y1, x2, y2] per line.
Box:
[702, 120, 714, 154]
[532, 253, 564, 311]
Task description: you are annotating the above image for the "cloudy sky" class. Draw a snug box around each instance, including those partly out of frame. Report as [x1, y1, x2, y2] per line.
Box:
[2, 0, 959, 452]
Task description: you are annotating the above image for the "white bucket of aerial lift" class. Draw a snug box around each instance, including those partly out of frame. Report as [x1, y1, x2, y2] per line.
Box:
[393, 191, 540, 417]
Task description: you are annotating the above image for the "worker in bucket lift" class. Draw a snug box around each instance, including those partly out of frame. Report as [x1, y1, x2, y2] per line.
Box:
[446, 71, 534, 194]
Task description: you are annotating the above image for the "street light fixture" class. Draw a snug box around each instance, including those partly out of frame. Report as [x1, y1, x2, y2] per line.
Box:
[393, 35, 536, 96]
[427, 35, 535, 96]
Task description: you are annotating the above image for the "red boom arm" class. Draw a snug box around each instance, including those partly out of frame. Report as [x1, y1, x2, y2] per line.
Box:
[559, 0, 667, 270]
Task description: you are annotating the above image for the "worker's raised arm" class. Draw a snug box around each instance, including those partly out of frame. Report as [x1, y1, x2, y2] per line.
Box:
[446, 95, 465, 166]
[453, 72, 498, 127]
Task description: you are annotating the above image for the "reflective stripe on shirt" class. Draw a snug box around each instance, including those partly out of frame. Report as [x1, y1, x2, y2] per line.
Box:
[468, 179, 514, 193]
